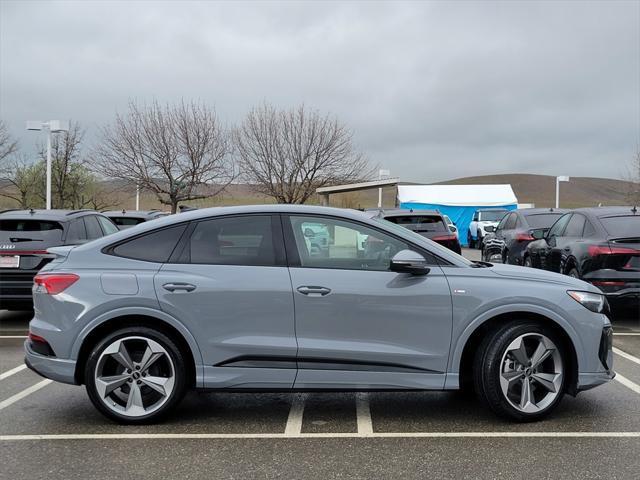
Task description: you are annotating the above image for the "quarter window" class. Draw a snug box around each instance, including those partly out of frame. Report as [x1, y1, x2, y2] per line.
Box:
[97, 216, 119, 235]
[111, 224, 187, 262]
[288, 216, 410, 271]
[188, 215, 277, 266]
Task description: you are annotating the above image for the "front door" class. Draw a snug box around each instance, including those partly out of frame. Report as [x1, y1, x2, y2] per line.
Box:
[155, 214, 297, 389]
[284, 214, 453, 390]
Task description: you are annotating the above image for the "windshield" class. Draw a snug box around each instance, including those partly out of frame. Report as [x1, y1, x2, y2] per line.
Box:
[372, 217, 473, 266]
[0, 219, 64, 244]
[525, 213, 565, 229]
[479, 210, 508, 222]
[599, 216, 640, 237]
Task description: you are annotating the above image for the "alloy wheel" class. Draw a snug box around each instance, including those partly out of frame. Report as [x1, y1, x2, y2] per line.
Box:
[499, 333, 563, 414]
[94, 336, 176, 418]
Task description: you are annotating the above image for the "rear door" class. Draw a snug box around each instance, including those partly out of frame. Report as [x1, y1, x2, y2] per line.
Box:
[154, 214, 297, 389]
[540, 213, 571, 271]
[284, 214, 452, 390]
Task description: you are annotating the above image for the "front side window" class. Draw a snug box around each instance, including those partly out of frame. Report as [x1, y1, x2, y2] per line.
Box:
[548, 214, 571, 238]
[289, 215, 409, 271]
[111, 224, 186, 262]
[503, 213, 517, 230]
[188, 215, 276, 266]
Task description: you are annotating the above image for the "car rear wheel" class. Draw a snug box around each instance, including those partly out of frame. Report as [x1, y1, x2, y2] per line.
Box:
[473, 322, 565, 422]
[85, 326, 187, 424]
[523, 255, 533, 268]
[567, 267, 580, 279]
[467, 232, 475, 249]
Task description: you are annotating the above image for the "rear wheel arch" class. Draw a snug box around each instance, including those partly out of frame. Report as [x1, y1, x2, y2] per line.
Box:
[457, 311, 579, 396]
[74, 314, 197, 388]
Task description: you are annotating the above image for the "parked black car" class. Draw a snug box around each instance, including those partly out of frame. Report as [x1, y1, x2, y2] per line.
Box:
[525, 206, 639, 316]
[369, 209, 462, 254]
[0, 209, 119, 310]
[102, 209, 168, 229]
[482, 208, 568, 264]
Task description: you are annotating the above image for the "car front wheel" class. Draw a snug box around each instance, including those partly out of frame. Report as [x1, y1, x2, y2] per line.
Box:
[474, 322, 565, 422]
[85, 326, 187, 424]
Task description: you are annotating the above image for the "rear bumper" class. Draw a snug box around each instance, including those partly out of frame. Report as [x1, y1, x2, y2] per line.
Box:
[24, 340, 78, 385]
[0, 269, 37, 307]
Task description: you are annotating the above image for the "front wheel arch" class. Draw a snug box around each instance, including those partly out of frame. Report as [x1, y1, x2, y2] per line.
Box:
[457, 312, 579, 396]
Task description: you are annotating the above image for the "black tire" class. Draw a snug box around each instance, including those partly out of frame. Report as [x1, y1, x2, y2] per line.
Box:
[523, 255, 533, 268]
[467, 232, 475, 249]
[567, 267, 580, 279]
[502, 249, 509, 264]
[85, 326, 188, 424]
[476, 234, 484, 250]
[473, 321, 566, 422]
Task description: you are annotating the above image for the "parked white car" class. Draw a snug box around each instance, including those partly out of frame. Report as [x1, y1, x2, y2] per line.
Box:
[467, 209, 509, 249]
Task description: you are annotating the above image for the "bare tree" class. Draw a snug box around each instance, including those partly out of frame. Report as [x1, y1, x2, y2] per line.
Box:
[626, 150, 640, 206]
[95, 100, 235, 213]
[0, 120, 18, 164]
[234, 103, 373, 204]
[0, 155, 43, 208]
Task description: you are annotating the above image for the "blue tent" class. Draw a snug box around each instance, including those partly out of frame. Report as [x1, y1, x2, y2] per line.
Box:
[397, 185, 518, 247]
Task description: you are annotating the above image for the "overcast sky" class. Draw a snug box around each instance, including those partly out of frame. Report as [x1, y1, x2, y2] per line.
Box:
[1, 0, 638, 183]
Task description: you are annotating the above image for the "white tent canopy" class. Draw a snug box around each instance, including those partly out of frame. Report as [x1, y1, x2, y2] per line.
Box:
[397, 184, 518, 207]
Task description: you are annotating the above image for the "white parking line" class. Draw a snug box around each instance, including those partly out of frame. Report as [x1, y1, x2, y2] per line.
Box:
[356, 392, 373, 435]
[0, 336, 27, 339]
[614, 333, 640, 336]
[0, 379, 52, 411]
[284, 393, 306, 436]
[613, 347, 640, 366]
[0, 431, 639, 441]
[0, 364, 27, 381]
[614, 373, 640, 396]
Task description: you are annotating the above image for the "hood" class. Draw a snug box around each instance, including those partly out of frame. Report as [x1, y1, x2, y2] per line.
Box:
[488, 262, 598, 291]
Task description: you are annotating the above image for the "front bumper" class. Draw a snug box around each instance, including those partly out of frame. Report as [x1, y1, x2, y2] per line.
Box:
[577, 370, 616, 392]
[24, 340, 78, 385]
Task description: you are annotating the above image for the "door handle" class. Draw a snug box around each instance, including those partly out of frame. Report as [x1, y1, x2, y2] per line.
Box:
[163, 282, 196, 292]
[297, 286, 331, 297]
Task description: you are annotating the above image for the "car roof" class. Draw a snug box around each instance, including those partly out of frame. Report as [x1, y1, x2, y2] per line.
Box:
[0, 209, 98, 221]
[103, 210, 165, 218]
[519, 208, 569, 216]
[572, 206, 640, 219]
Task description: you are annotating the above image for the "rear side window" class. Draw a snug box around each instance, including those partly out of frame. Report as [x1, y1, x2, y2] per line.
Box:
[0, 220, 62, 231]
[97, 216, 119, 235]
[65, 219, 87, 243]
[384, 215, 447, 232]
[599, 216, 640, 238]
[564, 214, 586, 237]
[188, 215, 276, 266]
[503, 214, 517, 230]
[111, 224, 187, 262]
[84, 216, 104, 240]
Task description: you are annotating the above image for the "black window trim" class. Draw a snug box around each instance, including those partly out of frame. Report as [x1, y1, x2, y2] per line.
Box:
[281, 212, 451, 271]
[102, 222, 190, 263]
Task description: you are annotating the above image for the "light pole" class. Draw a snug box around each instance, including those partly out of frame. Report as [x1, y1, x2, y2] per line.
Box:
[555, 176, 570, 209]
[378, 169, 390, 209]
[26, 120, 70, 210]
[135, 184, 140, 210]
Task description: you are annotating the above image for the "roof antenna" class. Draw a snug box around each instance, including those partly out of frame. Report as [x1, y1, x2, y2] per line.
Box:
[632, 206, 638, 214]
[122, 209, 126, 215]
[29, 208, 35, 215]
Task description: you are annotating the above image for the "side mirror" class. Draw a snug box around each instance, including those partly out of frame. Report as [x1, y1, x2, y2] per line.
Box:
[531, 229, 545, 240]
[450, 225, 457, 233]
[390, 250, 430, 275]
[484, 225, 495, 233]
[303, 228, 315, 238]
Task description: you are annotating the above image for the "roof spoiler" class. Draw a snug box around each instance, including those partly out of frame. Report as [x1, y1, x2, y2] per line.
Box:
[47, 245, 76, 258]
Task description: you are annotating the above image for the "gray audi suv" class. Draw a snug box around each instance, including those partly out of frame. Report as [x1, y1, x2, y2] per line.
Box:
[24, 205, 614, 424]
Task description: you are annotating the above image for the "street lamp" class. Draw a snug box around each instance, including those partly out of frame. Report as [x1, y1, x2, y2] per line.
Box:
[378, 169, 390, 209]
[26, 120, 70, 210]
[556, 175, 570, 209]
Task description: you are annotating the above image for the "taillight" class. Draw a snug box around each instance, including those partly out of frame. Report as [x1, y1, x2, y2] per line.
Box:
[432, 234, 457, 241]
[592, 281, 626, 287]
[515, 233, 534, 242]
[588, 245, 639, 256]
[0, 250, 49, 255]
[34, 273, 79, 294]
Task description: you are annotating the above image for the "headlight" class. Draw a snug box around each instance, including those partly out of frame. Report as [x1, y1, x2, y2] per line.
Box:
[567, 290, 606, 313]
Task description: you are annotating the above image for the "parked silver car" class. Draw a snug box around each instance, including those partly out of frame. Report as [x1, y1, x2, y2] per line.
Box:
[25, 205, 614, 424]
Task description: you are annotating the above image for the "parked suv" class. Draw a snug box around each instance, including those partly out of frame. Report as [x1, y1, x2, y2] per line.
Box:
[0, 209, 118, 310]
[525, 206, 639, 318]
[482, 208, 568, 264]
[370, 209, 462, 254]
[468, 209, 509, 249]
[25, 205, 613, 424]
[103, 210, 168, 229]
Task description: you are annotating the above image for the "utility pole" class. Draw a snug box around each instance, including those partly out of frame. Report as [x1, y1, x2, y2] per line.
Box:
[378, 169, 390, 209]
[556, 176, 570, 209]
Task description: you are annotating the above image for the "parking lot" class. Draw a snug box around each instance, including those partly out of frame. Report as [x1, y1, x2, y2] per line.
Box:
[1, 249, 639, 479]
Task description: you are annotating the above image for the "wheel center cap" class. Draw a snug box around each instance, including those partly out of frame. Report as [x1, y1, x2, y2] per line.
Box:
[525, 368, 532, 377]
[132, 371, 141, 380]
